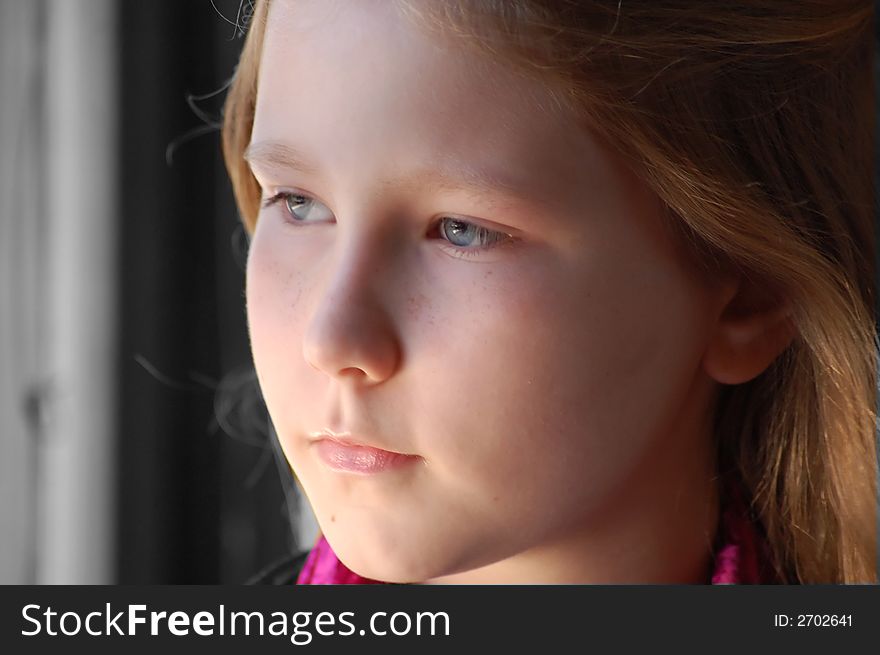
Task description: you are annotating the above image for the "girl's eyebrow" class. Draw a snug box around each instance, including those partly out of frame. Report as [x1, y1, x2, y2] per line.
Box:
[243, 139, 533, 201]
[244, 141, 320, 176]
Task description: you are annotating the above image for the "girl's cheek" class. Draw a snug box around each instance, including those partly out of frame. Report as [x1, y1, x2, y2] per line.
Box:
[245, 239, 277, 372]
[247, 224, 310, 318]
[246, 233, 281, 333]
[245, 233, 316, 438]
[246, 230, 302, 368]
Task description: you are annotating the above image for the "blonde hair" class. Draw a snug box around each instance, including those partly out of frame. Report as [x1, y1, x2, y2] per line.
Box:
[222, 0, 878, 583]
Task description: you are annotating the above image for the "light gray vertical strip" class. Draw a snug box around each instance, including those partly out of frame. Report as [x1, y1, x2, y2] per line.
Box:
[37, 0, 118, 583]
[0, 0, 46, 585]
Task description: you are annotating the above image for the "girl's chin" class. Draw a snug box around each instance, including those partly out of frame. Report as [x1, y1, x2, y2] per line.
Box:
[326, 533, 450, 584]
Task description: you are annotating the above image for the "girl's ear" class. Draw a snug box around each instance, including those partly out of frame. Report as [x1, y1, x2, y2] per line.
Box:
[702, 277, 797, 385]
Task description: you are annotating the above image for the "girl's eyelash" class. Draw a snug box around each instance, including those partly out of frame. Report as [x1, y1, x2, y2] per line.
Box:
[262, 191, 301, 210]
[428, 218, 515, 259]
[261, 190, 516, 258]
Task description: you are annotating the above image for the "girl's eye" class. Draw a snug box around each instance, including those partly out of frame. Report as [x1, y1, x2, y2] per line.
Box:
[262, 191, 335, 223]
[433, 217, 514, 258]
[261, 191, 515, 257]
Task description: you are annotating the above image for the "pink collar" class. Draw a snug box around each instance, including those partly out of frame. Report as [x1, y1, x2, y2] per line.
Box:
[297, 484, 775, 585]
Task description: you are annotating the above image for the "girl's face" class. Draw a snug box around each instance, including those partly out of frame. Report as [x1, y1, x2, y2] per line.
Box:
[246, 0, 727, 582]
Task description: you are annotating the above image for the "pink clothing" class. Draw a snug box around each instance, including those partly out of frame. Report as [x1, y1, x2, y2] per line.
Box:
[296, 536, 386, 585]
[296, 482, 777, 585]
[709, 482, 774, 584]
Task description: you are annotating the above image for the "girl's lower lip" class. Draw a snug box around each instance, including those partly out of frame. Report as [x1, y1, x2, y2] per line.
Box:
[314, 439, 419, 474]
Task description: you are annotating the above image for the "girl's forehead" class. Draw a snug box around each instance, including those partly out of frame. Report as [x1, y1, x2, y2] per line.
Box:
[259, 0, 563, 120]
[254, 0, 600, 193]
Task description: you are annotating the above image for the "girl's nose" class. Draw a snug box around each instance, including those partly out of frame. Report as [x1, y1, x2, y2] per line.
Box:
[301, 244, 401, 387]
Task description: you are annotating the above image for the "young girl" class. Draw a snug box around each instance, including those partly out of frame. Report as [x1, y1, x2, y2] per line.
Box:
[222, 0, 877, 584]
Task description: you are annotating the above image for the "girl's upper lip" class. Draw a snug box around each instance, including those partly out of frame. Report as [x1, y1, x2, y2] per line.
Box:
[307, 428, 414, 456]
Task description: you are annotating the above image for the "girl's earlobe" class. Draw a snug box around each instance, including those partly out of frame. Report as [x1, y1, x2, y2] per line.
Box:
[701, 279, 798, 385]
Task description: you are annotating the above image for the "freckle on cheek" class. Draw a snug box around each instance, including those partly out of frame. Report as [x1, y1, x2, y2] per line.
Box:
[406, 292, 428, 321]
[289, 283, 304, 313]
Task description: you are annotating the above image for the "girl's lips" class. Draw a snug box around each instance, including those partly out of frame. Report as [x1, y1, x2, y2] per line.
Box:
[313, 438, 420, 474]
